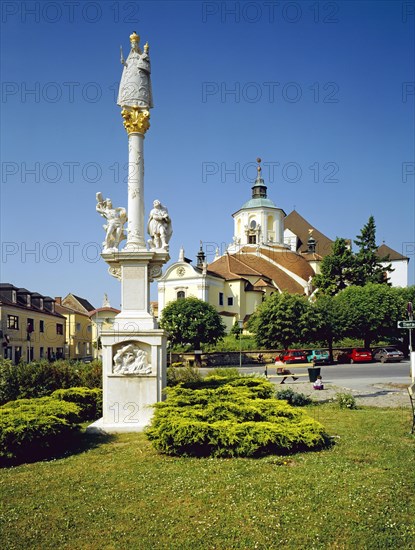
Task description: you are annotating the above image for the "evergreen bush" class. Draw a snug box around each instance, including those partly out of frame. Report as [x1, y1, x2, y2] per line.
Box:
[51, 387, 103, 420]
[147, 383, 330, 457]
[275, 388, 312, 407]
[336, 393, 358, 409]
[0, 397, 81, 462]
[166, 366, 203, 387]
[0, 359, 102, 405]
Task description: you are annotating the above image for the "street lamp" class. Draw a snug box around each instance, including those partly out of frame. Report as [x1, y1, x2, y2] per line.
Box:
[238, 319, 243, 369]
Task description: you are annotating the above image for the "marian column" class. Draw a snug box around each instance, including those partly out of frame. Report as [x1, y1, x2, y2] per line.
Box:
[89, 32, 170, 433]
[118, 31, 152, 250]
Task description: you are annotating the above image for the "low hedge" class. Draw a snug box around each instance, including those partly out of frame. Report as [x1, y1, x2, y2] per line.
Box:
[0, 397, 81, 462]
[0, 359, 102, 404]
[51, 387, 103, 421]
[147, 380, 330, 457]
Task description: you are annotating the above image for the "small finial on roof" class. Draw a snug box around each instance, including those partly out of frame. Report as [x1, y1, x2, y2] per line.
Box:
[179, 246, 185, 262]
[256, 157, 262, 175]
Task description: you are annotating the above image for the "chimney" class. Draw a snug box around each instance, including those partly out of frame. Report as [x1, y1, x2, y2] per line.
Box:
[55, 297, 62, 305]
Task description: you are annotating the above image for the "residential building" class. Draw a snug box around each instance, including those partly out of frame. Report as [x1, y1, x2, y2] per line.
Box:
[55, 294, 95, 360]
[0, 283, 66, 363]
[88, 295, 120, 359]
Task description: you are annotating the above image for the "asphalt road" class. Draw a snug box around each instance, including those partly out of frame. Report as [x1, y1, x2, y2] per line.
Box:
[201, 361, 413, 390]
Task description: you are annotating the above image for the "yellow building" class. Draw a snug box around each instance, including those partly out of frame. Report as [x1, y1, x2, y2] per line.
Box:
[88, 300, 121, 360]
[55, 294, 95, 360]
[0, 284, 66, 363]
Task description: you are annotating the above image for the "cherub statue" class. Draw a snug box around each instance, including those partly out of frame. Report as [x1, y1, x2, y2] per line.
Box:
[147, 199, 173, 251]
[96, 192, 127, 252]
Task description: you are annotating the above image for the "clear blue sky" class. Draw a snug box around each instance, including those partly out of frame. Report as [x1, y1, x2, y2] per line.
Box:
[1, 0, 414, 308]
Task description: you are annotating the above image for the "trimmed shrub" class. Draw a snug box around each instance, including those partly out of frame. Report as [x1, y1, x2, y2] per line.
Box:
[336, 393, 358, 409]
[275, 388, 312, 407]
[147, 384, 330, 457]
[0, 397, 81, 462]
[166, 366, 203, 387]
[0, 359, 102, 405]
[51, 387, 102, 421]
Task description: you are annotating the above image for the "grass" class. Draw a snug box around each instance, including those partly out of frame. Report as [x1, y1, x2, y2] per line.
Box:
[1, 404, 414, 549]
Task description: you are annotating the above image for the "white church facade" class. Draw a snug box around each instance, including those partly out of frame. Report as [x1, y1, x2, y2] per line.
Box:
[158, 159, 409, 332]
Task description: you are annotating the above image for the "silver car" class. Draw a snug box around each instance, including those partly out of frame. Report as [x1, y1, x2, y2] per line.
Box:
[373, 347, 404, 363]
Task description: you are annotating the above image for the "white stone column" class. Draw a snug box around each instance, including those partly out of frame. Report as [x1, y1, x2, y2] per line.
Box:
[126, 132, 145, 249]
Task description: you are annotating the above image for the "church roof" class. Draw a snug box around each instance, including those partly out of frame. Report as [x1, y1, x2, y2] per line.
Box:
[376, 243, 409, 261]
[255, 246, 314, 281]
[284, 210, 333, 257]
[239, 197, 278, 210]
[208, 246, 310, 295]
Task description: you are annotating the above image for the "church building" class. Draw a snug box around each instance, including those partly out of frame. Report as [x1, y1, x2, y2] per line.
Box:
[158, 159, 409, 332]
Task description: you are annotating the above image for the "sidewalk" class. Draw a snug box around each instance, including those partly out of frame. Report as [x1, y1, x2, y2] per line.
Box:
[271, 379, 411, 408]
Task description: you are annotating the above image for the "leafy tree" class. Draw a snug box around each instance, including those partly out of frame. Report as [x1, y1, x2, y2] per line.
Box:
[352, 215, 393, 285]
[311, 294, 343, 362]
[334, 284, 405, 349]
[159, 297, 226, 350]
[313, 238, 355, 295]
[248, 293, 313, 349]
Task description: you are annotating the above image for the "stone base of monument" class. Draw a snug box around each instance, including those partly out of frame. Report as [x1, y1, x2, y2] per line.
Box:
[86, 328, 167, 434]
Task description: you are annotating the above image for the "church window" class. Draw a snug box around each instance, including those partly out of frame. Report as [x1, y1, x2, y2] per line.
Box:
[219, 293, 224, 306]
[177, 291, 185, 299]
[248, 235, 256, 244]
[227, 297, 234, 306]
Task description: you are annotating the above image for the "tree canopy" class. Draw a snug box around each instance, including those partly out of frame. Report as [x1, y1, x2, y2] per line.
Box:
[247, 285, 414, 351]
[248, 293, 313, 349]
[335, 283, 406, 349]
[352, 215, 393, 285]
[313, 216, 393, 295]
[159, 297, 226, 350]
[313, 237, 355, 295]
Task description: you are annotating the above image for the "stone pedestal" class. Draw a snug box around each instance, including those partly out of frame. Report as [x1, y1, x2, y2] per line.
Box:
[88, 328, 166, 433]
[87, 249, 169, 434]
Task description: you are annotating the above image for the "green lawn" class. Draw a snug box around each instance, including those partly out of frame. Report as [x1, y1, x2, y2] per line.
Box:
[1, 404, 414, 549]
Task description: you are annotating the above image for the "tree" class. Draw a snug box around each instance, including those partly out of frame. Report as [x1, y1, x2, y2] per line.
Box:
[313, 238, 355, 295]
[159, 297, 226, 350]
[352, 215, 393, 285]
[334, 284, 405, 349]
[248, 293, 314, 349]
[311, 294, 343, 362]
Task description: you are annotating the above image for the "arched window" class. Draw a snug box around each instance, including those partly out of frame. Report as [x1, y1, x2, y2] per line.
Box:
[177, 291, 185, 299]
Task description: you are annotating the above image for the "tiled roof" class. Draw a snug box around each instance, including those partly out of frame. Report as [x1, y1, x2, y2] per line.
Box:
[0, 295, 65, 318]
[207, 248, 307, 295]
[284, 210, 333, 257]
[376, 244, 409, 261]
[253, 246, 314, 280]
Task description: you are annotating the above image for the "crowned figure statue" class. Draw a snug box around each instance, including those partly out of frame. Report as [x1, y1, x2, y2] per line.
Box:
[117, 31, 153, 109]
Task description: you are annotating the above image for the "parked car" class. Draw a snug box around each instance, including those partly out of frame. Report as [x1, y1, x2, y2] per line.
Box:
[373, 347, 404, 363]
[307, 349, 330, 365]
[278, 350, 307, 364]
[347, 348, 373, 364]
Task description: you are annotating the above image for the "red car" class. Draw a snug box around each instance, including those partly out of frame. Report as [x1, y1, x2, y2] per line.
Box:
[347, 348, 373, 364]
[277, 350, 307, 364]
